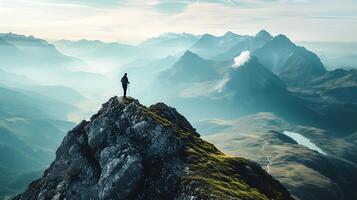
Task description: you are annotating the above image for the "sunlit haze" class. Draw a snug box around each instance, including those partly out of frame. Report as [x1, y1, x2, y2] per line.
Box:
[1, 0, 357, 43]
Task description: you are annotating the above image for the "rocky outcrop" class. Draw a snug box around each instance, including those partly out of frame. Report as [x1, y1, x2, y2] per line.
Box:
[15, 97, 293, 200]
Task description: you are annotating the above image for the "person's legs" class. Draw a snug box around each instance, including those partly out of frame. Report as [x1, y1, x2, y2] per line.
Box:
[123, 84, 127, 98]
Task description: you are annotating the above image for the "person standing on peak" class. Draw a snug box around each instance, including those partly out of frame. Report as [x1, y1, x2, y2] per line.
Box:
[121, 73, 130, 98]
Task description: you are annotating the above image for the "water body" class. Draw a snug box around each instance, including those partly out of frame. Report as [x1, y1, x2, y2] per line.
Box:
[283, 131, 327, 155]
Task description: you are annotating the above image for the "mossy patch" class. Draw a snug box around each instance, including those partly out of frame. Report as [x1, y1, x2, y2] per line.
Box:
[141, 103, 291, 200]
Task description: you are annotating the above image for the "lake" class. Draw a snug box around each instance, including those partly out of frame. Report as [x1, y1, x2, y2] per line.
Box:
[283, 131, 327, 155]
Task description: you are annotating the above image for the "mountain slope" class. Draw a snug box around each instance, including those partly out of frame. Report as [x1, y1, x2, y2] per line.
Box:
[202, 113, 357, 200]
[252, 34, 326, 86]
[310, 68, 357, 103]
[309, 68, 357, 89]
[15, 97, 293, 200]
[53, 39, 111, 57]
[0, 38, 25, 66]
[222, 56, 323, 126]
[288, 68, 357, 133]
[225, 56, 287, 95]
[0, 86, 76, 200]
[0, 87, 77, 120]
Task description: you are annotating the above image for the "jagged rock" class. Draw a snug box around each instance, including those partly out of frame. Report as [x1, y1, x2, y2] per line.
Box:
[15, 96, 293, 200]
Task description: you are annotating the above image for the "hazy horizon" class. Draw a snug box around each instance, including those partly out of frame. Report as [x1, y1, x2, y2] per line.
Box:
[3, 30, 357, 46]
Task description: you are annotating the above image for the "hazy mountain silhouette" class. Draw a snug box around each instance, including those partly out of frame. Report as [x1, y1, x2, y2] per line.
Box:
[190, 31, 251, 58]
[55, 33, 199, 65]
[0, 33, 78, 68]
[0, 69, 85, 105]
[141, 32, 200, 47]
[159, 51, 220, 84]
[0, 37, 25, 66]
[54, 39, 114, 57]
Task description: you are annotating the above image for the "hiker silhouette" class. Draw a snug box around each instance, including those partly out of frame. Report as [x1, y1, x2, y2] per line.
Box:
[121, 73, 130, 98]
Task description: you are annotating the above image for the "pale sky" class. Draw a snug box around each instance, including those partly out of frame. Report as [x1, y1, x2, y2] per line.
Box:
[0, 0, 356, 43]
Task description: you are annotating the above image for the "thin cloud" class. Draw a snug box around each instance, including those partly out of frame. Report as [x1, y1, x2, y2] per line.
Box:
[233, 51, 251, 68]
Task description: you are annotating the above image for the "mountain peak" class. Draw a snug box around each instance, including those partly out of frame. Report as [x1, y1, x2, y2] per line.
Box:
[16, 96, 293, 200]
[164, 50, 220, 83]
[200, 33, 216, 40]
[223, 31, 237, 37]
[157, 32, 196, 39]
[256, 30, 272, 39]
[182, 50, 197, 57]
[226, 55, 287, 93]
[258, 34, 295, 50]
[232, 55, 267, 72]
[141, 32, 200, 46]
[0, 32, 48, 45]
[180, 50, 205, 63]
[273, 34, 293, 45]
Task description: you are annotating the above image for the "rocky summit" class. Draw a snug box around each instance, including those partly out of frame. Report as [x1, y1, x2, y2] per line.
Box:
[15, 97, 293, 200]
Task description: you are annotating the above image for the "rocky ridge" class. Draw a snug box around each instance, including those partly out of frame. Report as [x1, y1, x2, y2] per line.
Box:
[15, 97, 293, 200]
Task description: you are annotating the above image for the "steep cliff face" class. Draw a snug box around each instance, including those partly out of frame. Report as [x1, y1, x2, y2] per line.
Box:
[15, 97, 293, 200]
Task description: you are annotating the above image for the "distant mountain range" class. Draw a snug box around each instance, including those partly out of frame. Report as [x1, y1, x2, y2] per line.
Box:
[54, 33, 199, 66]
[207, 31, 326, 86]
[214, 30, 273, 61]
[141, 32, 200, 47]
[155, 50, 324, 127]
[190, 31, 250, 58]
[0, 30, 356, 200]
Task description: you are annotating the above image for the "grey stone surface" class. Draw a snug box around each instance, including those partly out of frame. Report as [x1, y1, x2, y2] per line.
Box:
[15, 97, 187, 200]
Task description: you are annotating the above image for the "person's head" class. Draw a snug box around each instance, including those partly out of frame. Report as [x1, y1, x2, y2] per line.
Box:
[124, 73, 127, 76]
